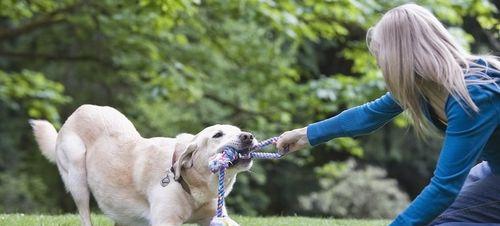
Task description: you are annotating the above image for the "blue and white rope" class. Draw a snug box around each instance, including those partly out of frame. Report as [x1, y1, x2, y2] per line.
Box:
[216, 167, 225, 217]
[209, 136, 286, 225]
[249, 137, 284, 159]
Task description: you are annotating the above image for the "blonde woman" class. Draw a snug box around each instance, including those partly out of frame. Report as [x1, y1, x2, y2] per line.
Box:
[277, 3, 499, 226]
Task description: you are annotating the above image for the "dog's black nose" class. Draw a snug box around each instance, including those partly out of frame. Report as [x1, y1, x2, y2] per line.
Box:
[239, 132, 254, 142]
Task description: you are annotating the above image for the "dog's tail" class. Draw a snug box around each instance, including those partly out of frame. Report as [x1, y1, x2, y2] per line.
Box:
[30, 119, 58, 163]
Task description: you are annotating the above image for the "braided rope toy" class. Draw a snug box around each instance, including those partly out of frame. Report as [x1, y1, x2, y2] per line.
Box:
[208, 137, 286, 226]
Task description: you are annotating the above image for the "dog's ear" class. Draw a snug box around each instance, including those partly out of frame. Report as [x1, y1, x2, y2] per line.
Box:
[172, 138, 197, 181]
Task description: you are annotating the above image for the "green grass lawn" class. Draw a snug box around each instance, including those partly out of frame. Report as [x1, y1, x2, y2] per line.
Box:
[0, 214, 389, 226]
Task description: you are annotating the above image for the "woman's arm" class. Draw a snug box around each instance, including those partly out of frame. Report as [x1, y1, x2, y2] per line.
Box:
[307, 92, 403, 145]
[391, 85, 498, 226]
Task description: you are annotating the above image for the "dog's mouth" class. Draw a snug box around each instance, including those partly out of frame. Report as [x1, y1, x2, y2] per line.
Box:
[216, 141, 254, 169]
[227, 157, 252, 168]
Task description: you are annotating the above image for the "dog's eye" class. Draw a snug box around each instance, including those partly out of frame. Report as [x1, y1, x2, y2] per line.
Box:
[212, 131, 224, 138]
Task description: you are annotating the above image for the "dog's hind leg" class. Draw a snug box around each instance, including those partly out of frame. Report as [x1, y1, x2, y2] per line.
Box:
[57, 133, 92, 226]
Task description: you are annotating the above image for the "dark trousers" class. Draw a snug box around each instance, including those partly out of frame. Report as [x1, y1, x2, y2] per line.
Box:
[430, 161, 500, 226]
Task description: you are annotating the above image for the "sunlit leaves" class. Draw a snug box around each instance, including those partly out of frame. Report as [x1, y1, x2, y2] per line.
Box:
[0, 70, 70, 125]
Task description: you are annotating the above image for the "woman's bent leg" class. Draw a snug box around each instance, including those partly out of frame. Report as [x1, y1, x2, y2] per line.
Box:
[430, 162, 500, 225]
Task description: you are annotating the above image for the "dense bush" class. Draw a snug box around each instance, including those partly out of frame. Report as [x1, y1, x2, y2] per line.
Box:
[0, 173, 54, 213]
[299, 159, 409, 218]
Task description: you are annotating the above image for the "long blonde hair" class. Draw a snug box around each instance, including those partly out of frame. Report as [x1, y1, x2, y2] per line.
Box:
[367, 3, 500, 137]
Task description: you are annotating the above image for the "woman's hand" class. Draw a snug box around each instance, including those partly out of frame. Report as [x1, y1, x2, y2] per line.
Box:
[276, 127, 310, 154]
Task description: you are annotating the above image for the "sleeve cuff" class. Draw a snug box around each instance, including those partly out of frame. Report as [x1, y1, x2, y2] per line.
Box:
[307, 118, 348, 146]
[306, 124, 319, 146]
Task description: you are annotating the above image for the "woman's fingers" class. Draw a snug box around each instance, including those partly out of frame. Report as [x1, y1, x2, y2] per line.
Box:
[276, 131, 295, 150]
[276, 127, 308, 153]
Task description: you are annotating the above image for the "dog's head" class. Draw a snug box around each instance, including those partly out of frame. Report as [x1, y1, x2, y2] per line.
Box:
[172, 125, 254, 195]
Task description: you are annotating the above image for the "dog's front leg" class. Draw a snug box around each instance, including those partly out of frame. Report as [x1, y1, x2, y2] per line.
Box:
[200, 217, 240, 226]
[199, 205, 239, 226]
[221, 205, 240, 226]
[149, 185, 193, 226]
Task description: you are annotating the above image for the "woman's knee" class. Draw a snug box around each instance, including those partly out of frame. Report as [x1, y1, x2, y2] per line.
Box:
[464, 161, 492, 185]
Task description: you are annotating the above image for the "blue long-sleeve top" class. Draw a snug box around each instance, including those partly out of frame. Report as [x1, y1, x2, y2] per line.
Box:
[307, 60, 500, 226]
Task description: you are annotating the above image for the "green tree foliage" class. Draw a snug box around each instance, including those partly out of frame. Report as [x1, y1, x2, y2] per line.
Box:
[0, 0, 498, 217]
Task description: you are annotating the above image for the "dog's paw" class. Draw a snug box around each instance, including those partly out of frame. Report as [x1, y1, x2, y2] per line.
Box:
[225, 217, 239, 226]
[209, 217, 239, 226]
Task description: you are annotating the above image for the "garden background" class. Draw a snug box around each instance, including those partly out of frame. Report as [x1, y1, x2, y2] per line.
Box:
[0, 0, 498, 220]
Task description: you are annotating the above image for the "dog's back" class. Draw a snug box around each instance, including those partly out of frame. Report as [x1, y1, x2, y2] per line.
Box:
[61, 104, 141, 144]
[31, 104, 141, 163]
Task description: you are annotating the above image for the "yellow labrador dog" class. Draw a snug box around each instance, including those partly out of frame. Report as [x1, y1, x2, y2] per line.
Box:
[30, 104, 254, 226]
